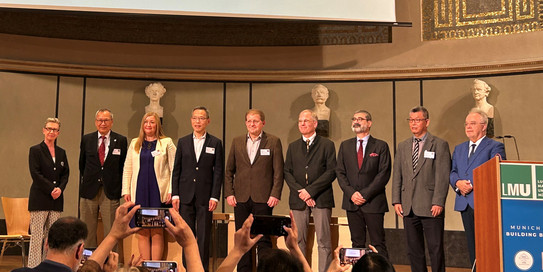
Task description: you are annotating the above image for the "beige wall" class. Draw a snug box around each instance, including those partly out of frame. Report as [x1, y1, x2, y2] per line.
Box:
[3, 71, 543, 232]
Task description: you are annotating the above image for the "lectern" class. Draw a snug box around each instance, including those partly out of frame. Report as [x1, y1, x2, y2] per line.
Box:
[474, 157, 543, 272]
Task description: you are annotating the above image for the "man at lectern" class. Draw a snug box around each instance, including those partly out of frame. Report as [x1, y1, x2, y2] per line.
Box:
[450, 109, 506, 271]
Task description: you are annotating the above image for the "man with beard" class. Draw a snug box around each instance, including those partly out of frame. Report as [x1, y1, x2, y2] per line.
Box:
[336, 110, 391, 258]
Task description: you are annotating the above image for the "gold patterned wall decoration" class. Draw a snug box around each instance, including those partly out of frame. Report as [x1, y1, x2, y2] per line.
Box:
[423, 0, 541, 40]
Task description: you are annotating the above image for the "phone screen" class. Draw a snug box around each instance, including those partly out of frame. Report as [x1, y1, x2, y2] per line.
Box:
[141, 261, 178, 272]
[339, 248, 370, 265]
[135, 208, 172, 228]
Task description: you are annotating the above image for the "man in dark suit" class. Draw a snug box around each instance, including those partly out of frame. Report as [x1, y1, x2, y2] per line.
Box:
[79, 109, 127, 248]
[171, 106, 224, 271]
[12, 217, 88, 272]
[336, 110, 391, 258]
[391, 106, 451, 272]
[224, 109, 284, 272]
[284, 109, 336, 272]
[450, 109, 506, 271]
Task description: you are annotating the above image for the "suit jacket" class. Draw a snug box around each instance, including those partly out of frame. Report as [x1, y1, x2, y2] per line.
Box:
[171, 133, 224, 205]
[122, 137, 176, 203]
[28, 141, 69, 212]
[79, 131, 127, 200]
[284, 135, 336, 210]
[224, 131, 284, 203]
[391, 132, 451, 218]
[450, 136, 505, 211]
[336, 135, 391, 213]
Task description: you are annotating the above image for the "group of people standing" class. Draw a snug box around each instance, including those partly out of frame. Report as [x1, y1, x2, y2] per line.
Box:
[27, 104, 505, 272]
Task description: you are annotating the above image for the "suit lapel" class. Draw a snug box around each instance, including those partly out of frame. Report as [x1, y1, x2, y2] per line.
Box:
[104, 131, 118, 165]
[467, 137, 489, 168]
[40, 141, 55, 166]
[360, 136, 374, 172]
[305, 135, 318, 163]
[252, 132, 267, 164]
[197, 134, 212, 164]
[413, 133, 434, 176]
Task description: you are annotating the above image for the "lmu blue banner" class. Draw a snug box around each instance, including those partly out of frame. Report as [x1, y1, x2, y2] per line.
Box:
[500, 163, 543, 271]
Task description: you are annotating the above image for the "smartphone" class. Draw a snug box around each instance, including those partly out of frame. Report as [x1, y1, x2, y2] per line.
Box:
[339, 248, 371, 265]
[250, 215, 291, 236]
[135, 208, 173, 228]
[80, 248, 94, 265]
[141, 260, 178, 272]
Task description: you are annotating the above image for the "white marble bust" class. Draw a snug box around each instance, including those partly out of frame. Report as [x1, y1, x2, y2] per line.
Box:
[311, 84, 330, 121]
[145, 82, 166, 118]
[471, 79, 494, 118]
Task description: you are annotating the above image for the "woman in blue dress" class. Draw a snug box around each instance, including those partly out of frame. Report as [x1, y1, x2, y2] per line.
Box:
[122, 112, 176, 260]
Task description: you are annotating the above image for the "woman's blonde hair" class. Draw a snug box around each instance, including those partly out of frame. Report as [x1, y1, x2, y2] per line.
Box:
[135, 112, 166, 153]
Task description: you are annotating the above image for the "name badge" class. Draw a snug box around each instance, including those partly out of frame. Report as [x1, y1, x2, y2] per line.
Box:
[112, 148, 121, 155]
[206, 147, 215, 154]
[260, 149, 271, 156]
[424, 150, 435, 159]
[151, 150, 161, 157]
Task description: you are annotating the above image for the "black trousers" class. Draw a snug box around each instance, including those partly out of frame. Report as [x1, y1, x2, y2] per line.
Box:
[346, 209, 388, 259]
[461, 206, 476, 271]
[180, 197, 213, 271]
[234, 198, 273, 272]
[403, 212, 445, 272]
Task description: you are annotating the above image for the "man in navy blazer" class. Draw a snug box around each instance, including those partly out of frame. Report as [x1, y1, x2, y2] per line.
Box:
[171, 106, 224, 271]
[79, 109, 127, 248]
[336, 110, 391, 258]
[450, 109, 506, 270]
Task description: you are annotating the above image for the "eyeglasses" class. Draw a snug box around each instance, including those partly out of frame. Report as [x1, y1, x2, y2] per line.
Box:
[191, 117, 208, 121]
[96, 119, 112, 123]
[407, 118, 427, 123]
[351, 117, 368, 122]
[44, 127, 59, 133]
[464, 122, 485, 127]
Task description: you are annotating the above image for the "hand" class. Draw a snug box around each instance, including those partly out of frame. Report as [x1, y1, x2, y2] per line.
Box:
[123, 194, 131, 202]
[208, 199, 218, 211]
[172, 198, 180, 212]
[305, 198, 316, 207]
[298, 189, 311, 201]
[103, 252, 119, 272]
[51, 188, 61, 199]
[368, 244, 378, 253]
[164, 208, 197, 248]
[267, 196, 279, 207]
[226, 195, 237, 207]
[393, 204, 404, 217]
[165, 193, 172, 204]
[430, 205, 443, 217]
[283, 211, 299, 251]
[351, 192, 365, 206]
[125, 254, 143, 269]
[109, 201, 141, 240]
[455, 180, 473, 196]
[233, 214, 263, 255]
[327, 246, 351, 272]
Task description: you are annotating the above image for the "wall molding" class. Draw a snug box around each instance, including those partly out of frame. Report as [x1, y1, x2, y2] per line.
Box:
[2, 58, 543, 82]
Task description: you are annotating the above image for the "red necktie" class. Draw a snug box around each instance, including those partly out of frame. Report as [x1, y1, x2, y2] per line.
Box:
[99, 136, 106, 166]
[357, 139, 364, 169]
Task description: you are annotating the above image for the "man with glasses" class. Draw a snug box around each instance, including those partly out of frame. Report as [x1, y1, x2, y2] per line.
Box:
[450, 109, 505, 271]
[79, 109, 127, 248]
[336, 110, 391, 258]
[225, 109, 284, 272]
[391, 106, 450, 272]
[171, 106, 224, 272]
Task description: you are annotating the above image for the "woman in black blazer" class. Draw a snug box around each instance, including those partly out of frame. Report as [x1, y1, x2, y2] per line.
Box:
[27, 117, 70, 268]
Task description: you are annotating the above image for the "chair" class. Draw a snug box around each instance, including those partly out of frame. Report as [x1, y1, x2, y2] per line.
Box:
[0, 197, 31, 267]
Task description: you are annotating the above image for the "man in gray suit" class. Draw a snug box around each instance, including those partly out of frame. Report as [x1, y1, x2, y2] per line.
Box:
[284, 109, 336, 272]
[392, 106, 451, 272]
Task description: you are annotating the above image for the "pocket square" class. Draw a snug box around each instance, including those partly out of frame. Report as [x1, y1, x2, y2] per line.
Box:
[369, 153, 379, 157]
